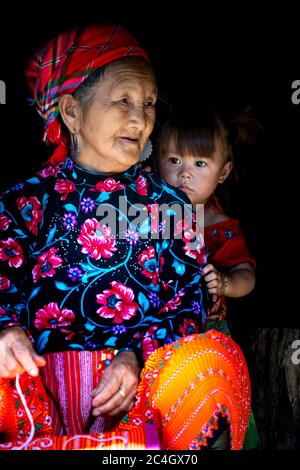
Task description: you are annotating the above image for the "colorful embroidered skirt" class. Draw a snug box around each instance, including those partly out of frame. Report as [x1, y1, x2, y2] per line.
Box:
[0, 331, 251, 450]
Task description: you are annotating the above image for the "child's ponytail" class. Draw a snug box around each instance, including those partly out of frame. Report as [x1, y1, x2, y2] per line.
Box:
[228, 106, 264, 147]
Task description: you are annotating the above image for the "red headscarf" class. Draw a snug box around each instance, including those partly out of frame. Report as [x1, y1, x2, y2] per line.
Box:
[26, 24, 150, 165]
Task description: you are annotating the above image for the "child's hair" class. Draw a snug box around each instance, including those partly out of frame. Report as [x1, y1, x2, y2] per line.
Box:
[154, 105, 263, 178]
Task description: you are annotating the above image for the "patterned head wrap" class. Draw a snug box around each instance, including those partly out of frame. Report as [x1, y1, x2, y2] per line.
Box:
[25, 24, 150, 165]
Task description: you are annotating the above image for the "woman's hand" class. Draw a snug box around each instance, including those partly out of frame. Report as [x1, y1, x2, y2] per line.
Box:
[0, 327, 46, 378]
[91, 350, 140, 417]
[202, 264, 227, 296]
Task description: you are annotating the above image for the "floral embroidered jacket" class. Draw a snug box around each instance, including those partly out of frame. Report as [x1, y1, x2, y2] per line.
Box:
[0, 157, 207, 365]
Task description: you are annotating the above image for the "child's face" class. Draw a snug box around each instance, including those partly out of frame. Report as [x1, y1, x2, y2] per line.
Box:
[158, 138, 232, 205]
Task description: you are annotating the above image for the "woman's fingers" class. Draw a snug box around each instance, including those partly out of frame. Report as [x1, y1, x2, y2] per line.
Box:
[0, 327, 46, 378]
[93, 387, 136, 417]
[12, 341, 43, 377]
[92, 368, 135, 409]
[91, 350, 139, 416]
[31, 350, 47, 367]
[0, 347, 25, 378]
[91, 354, 139, 417]
[92, 372, 119, 408]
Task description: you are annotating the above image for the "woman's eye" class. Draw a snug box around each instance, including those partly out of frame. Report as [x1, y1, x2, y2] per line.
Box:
[195, 161, 206, 168]
[144, 100, 155, 107]
[120, 98, 130, 104]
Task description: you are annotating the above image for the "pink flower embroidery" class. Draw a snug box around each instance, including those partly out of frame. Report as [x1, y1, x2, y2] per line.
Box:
[183, 229, 206, 265]
[144, 204, 160, 234]
[37, 164, 62, 179]
[0, 237, 24, 268]
[174, 217, 193, 237]
[34, 302, 75, 329]
[135, 175, 148, 196]
[77, 218, 117, 260]
[178, 319, 198, 336]
[158, 289, 185, 314]
[16, 196, 42, 235]
[54, 178, 76, 200]
[90, 178, 125, 193]
[32, 247, 63, 283]
[137, 325, 159, 361]
[138, 246, 163, 285]
[0, 274, 10, 291]
[96, 281, 139, 324]
[0, 214, 12, 231]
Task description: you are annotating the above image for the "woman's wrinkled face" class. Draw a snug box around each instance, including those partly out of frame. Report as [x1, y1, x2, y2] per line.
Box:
[77, 58, 157, 173]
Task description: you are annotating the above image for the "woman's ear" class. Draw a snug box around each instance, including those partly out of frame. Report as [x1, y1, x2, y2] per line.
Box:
[218, 161, 233, 184]
[58, 94, 81, 134]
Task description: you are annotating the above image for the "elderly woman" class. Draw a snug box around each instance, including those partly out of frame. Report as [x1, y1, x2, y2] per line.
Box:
[0, 24, 250, 450]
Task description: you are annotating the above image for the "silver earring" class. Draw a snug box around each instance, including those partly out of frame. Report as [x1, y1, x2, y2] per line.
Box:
[70, 132, 80, 161]
[139, 138, 152, 162]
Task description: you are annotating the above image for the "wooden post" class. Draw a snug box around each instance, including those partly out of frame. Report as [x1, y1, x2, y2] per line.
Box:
[252, 328, 300, 449]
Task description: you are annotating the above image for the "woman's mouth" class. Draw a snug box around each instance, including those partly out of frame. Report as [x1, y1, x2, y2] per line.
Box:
[119, 136, 139, 146]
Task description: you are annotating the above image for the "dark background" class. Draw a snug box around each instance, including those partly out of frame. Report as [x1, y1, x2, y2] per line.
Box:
[0, 1, 299, 452]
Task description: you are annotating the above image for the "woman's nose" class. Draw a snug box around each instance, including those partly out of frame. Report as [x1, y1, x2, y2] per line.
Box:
[128, 105, 147, 132]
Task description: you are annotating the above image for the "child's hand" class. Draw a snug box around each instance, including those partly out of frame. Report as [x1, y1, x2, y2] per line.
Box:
[202, 264, 227, 296]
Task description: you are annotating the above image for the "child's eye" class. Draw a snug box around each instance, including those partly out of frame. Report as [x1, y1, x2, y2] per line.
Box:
[168, 157, 181, 164]
[195, 161, 206, 168]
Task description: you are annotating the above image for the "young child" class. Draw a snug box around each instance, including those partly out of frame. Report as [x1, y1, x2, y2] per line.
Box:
[152, 106, 260, 449]
[154, 107, 257, 329]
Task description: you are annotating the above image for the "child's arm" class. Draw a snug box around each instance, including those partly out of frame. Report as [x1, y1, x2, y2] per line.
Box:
[202, 262, 255, 298]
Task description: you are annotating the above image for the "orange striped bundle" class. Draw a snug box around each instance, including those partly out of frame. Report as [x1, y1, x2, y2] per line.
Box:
[123, 331, 251, 449]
